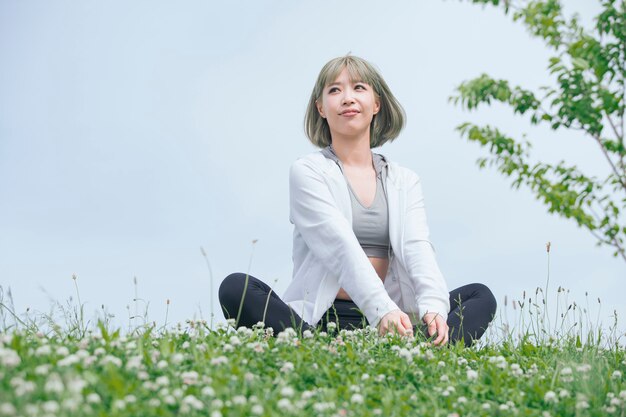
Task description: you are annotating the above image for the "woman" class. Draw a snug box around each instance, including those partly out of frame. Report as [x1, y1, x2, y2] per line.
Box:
[219, 55, 497, 347]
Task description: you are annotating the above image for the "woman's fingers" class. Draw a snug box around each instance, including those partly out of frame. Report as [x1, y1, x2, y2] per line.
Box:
[378, 310, 413, 337]
[423, 313, 449, 346]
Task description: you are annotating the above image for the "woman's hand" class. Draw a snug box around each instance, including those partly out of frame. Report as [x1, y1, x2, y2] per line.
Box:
[378, 309, 413, 337]
[422, 312, 448, 346]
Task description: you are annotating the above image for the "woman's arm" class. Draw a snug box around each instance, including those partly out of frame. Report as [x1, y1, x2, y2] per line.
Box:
[289, 158, 399, 328]
[402, 171, 451, 322]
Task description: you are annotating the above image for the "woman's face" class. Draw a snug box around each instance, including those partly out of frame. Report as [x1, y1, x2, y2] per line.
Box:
[316, 67, 380, 140]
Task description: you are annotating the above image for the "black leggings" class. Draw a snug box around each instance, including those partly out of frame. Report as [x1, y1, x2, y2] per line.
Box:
[218, 273, 497, 347]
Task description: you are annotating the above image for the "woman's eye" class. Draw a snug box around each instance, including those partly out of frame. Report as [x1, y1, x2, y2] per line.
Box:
[355, 84, 366, 90]
[328, 87, 339, 93]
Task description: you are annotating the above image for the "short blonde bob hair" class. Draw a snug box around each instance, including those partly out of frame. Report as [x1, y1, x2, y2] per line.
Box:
[304, 55, 406, 149]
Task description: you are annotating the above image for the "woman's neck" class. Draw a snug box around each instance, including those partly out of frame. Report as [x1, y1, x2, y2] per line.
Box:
[330, 135, 372, 168]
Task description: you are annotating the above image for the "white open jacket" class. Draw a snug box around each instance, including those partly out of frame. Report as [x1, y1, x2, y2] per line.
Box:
[283, 150, 450, 328]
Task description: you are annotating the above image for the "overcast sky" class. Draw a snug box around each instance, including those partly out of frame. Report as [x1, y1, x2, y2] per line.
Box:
[1, 0, 623, 340]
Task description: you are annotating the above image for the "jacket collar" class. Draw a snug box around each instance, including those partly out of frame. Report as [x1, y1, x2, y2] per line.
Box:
[320, 145, 388, 178]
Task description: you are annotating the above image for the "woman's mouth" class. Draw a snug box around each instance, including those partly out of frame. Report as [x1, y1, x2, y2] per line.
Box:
[341, 109, 359, 116]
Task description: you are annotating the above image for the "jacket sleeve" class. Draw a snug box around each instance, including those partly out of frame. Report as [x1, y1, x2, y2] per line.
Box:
[402, 171, 451, 321]
[289, 158, 400, 327]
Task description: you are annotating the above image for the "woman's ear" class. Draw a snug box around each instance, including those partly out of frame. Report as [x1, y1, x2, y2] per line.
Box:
[316, 100, 326, 118]
[373, 97, 381, 115]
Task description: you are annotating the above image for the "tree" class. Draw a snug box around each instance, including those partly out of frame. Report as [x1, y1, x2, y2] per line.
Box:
[450, 0, 626, 262]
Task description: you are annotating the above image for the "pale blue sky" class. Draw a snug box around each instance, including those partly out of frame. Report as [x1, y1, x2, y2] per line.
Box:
[1, 1, 622, 336]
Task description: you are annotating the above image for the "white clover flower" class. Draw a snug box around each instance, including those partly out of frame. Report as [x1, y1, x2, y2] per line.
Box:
[437, 361, 446, 367]
[576, 363, 591, 373]
[559, 389, 570, 398]
[277, 328, 298, 344]
[56, 346, 70, 356]
[125, 355, 143, 370]
[181, 341, 190, 349]
[457, 396, 467, 404]
[620, 390, 626, 400]
[124, 394, 137, 404]
[101, 355, 122, 367]
[148, 398, 160, 407]
[232, 395, 246, 405]
[281, 386, 295, 397]
[510, 363, 523, 376]
[66, 377, 87, 394]
[440, 374, 449, 382]
[576, 400, 590, 409]
[229, 336, 242, 346]
[24, 404, 37, 417]
[156, 376, 170, 386]
[210, 356, 228, 366]
[481, 403, 491, 410]
[15, 380, 35, 397]
[112, 399, 126, 410]
[251, 404, 263, 415]
[86, 393, 101, 404]
[35, 345, 52, 356]
[280, 361, 295, 373]
[499, 403, 509, 411]
[0, 348, 20, 368]
[0, 403, 16, 416]
[58, 354, 80, 367]
[173, 388, 184, 398]
[544, 391, 558, 403]
[361, 373, 370, 380]
[171, 353, 185, 365]
[182, 395, 204, 411]
[302, 330, 313, 339]
[164, 395, 176, 405]
[277, 398, 292, 410]
[457, 357, 468, 366]
[301, 390, 315, 400]
[42, 401, 60, 413]
[326, 322, 337, 331]
[351, 393, 364, 404]
[44, 373, 64, 393]
[442, 389, 451, 397]
[610, 397, 621, 406]
[611, 370, 622, 379]
[223, 343, 234, 352]
[181, 371, 199, 385]
[247, 342, 265, 353]
[313, 402, 335, 411]
[467, 369, 478, 380]
[62, 397, 80, 412]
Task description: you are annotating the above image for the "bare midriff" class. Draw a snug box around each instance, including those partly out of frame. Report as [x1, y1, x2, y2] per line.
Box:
[335, 257, 389, 300]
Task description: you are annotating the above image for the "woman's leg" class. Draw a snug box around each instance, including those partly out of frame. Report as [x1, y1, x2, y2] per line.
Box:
[318, 299, 369, 331]
[218, 272, 314, 333]
[446, 283, 497, 347]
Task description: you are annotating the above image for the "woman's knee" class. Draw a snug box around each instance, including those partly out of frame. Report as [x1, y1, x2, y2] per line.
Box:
[471, 282, 497, 318]
[218, 272, 248, 307]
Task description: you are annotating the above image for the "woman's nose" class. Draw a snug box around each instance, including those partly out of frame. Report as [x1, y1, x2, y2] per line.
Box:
[342, 92, 355, 105]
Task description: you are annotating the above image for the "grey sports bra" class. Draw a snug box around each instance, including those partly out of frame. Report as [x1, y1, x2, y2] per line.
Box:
[321, 146, 391, 259]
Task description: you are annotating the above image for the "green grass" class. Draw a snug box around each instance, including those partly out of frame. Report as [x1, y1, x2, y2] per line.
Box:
[0, 320, 624, 416]
[0, 243, 624, 416]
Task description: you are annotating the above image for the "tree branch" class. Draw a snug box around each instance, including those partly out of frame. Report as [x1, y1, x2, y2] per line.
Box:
[591, 133, 626, 193]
